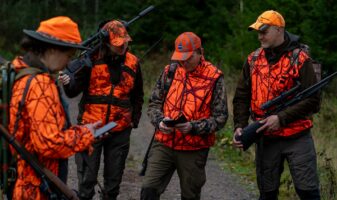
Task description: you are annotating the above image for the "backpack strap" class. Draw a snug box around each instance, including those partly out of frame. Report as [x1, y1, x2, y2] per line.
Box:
[11, 69, 43, 136]
[290, 45, 321, 81]
[289, 48, 303, 68]
[249, 47, 262, 70]
[163, 62, 178, 99]
[1, 61, 15, 112]
[15, 67, 44, 81]
[312, 61, 322, 81]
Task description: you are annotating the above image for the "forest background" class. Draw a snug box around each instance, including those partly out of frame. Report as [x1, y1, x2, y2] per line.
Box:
[0, 0, 336, 199]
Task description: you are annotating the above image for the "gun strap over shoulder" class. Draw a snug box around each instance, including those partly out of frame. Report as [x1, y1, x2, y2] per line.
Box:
[15, 67, 44, 81]
[163, 62, 178, 99]
[139, 62, 178, 177]
[12, 68, 43, 136]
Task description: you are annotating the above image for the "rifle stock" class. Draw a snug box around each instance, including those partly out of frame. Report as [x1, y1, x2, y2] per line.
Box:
[0, 125, 78, 200]
[236, 121, 263, 151]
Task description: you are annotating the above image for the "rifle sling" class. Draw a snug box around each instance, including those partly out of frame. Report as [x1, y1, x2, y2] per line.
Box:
[11, 73, 38, 136]
[139, 63, 177, 176]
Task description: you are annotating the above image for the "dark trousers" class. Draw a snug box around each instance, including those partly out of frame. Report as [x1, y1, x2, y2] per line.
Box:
[141, 141, 209, 200]
[256, 130, 320, 200]
[76, 128, 131, 200]
[58, 159, 68, 184]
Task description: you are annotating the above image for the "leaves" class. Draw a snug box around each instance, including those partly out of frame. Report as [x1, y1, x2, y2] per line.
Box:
[0, 0, 337, 71]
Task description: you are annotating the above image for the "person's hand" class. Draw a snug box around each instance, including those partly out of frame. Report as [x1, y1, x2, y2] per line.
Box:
[58, 71, 71, 85]
[83, 121, 102, 150]
[256, 115, 280, 133]
[233, 128, 243, 149]
[87, 146, 94, 156]
[84, 121, 102, 136]
[159, 118, 174, 134]
[174, 122, 192, 134]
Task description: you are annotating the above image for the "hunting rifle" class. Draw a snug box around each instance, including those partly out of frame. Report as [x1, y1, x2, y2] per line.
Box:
[0, 125, 79, 200]
[66, 5, 155, 74]
[236, 71, 337, 151]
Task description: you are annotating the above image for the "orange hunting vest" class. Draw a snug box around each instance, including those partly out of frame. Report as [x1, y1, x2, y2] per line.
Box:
[79, 52, 139, 131]
[155, 60, 222, 150]
[248, 48, 313, 137]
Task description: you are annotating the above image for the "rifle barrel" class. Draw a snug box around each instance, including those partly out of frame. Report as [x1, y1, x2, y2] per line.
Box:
[125, 5, 155, 27]
[261, 83, 301, 110]
[272, 74, 335, 114]
[81, 30, 108, 47]
[66, 5, 156, 76]
[139, 5, 155, 16]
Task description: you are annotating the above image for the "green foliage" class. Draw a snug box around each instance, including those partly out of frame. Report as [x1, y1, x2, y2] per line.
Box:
[1, 0, 337, 72]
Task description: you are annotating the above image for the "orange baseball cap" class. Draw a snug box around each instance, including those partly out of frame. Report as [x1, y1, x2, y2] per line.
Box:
[102, 20, 132, 47]
[248, 10, 285, 31]
[23, 16, 86, 49]
[171, 32, 201, 61]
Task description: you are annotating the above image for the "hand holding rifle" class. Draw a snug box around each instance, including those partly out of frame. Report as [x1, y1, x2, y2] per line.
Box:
[234, 71, 337, 151]
[256, 115, 280, 133]
[64, 5, 155, 74]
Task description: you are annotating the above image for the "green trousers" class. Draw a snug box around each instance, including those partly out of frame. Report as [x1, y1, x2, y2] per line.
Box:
[141, 140, 209, 200]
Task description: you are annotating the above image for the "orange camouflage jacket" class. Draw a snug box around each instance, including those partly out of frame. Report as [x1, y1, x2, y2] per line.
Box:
[8, 55, 94, 200]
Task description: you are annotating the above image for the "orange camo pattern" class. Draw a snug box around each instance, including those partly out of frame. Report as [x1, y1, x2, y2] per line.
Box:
[81, 52, 138, 131]
[249, 49, 313, 137]
[9, 57, 94, 200]
[155, 60, 222, 150]
[11, 182, 43, 200]
[102, 20, 132, 46]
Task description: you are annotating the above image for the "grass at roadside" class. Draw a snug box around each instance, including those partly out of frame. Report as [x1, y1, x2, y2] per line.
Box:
[211, 126, 258, 195]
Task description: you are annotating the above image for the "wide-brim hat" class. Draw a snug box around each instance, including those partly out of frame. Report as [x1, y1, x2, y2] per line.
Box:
[23, 16, 88, 50]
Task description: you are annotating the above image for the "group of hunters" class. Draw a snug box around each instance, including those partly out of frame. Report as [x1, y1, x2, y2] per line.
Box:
[0, 9, 322, 200]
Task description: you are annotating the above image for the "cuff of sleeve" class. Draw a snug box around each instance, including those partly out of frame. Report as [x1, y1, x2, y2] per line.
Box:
[277, 112, 287, 127]
[74, 126, 94, 152]
[190, 122, 199, 135]
[155, 117, 164, 129]
[234, 123, 246, 131]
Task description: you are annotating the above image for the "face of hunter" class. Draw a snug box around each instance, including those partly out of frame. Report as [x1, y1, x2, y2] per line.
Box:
[258, 26, 284, 49]
[108, 42, 128, 56]
[179, 50, 202, 72]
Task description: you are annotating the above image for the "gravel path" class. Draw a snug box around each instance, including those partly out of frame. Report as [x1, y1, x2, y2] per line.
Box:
[65, 95, 257, 200]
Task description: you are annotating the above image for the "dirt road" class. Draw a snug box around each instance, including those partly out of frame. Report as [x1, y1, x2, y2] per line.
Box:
[65, 95, 257, 200]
